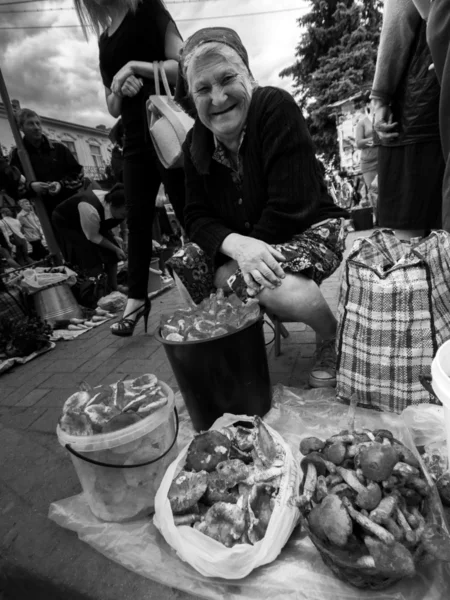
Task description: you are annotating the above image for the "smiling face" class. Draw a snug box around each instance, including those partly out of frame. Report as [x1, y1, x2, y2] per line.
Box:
[188, 48, 253, 147]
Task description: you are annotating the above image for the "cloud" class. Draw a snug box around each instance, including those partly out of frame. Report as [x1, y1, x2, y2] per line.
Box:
[1, 0, 307, 129]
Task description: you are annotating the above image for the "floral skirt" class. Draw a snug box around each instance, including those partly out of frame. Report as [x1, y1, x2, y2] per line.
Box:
[167, 218, 346, 304]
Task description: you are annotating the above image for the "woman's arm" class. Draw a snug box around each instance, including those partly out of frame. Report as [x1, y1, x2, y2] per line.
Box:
[355, 119, 373, 149]
[250, 89, 322, 241]
[105, 86, 122, 118]
[183, 141, 235, 257]
[111, 23, 183, 94]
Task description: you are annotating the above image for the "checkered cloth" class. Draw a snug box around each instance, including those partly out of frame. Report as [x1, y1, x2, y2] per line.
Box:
[336, 229, 450, 413]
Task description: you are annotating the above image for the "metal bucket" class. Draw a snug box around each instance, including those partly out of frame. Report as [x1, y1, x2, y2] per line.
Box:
[33, 283, 83, 325]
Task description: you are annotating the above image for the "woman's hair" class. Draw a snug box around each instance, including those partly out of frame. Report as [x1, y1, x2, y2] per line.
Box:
[17, 108, 39, 129]
[74, 0, 166, 38]
[104, 183, 126, 207]
[184, 42, 257, 96]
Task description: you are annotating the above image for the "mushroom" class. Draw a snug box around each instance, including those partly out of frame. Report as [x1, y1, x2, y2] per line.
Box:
[315, 494, 353, 547]
[314, 475, 328, 503]
[373, 428, 394, 442]
[342, 497, 395, 545]
[300, 452, 331, 477]
[384, 517, 404, 541]
[323, 442, 347, 465]
[369, 495, 397, 524]
[299, 436, 325, 455]
[335, 467, 381, 510]
[406, 476, 430, 497]
[358, 442, 399, 482]
[364, 536, 415, 578]
[395, 507, 416, 545]
[328, 433, 355, 444]
[391, 440, 420, 469]
[436, 472, 450, 506]
[392, 462, 420, 479]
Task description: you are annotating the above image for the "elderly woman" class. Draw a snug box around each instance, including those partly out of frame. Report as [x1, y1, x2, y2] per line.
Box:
[169, 28, 347, 388]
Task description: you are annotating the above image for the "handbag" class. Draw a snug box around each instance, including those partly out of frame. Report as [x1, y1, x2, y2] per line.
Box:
[147, 61, 194, 170]
[336, 229, 450, 413]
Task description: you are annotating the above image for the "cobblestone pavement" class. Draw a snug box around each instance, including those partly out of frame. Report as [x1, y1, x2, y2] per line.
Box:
[0, 230, 367, 600]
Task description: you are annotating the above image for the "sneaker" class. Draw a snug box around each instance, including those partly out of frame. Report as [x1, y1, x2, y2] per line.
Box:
[308, 338, 337, 388]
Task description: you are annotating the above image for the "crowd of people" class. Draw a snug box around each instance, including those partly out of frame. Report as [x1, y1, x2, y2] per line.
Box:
[0, 0, 448, 388]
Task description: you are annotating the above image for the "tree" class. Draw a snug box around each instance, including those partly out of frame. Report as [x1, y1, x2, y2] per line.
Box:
[281, 0, 383, 163]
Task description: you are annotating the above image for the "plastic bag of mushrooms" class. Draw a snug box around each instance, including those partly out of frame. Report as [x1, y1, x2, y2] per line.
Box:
[296, 396, 450, 590]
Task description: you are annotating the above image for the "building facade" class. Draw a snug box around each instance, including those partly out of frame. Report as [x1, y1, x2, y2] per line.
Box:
[0, 101, 113, 182]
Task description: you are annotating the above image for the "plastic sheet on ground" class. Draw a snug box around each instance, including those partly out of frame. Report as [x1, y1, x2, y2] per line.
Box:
[48, 385, 450, 600]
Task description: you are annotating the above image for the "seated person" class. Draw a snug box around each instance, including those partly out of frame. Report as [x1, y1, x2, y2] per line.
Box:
[0, 207, 33, 266]
[169, 27, 348, 388]
[52, 184, 127, 291]
[17, 199, 48, 261]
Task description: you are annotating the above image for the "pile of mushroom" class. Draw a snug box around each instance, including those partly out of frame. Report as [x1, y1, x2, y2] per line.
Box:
[298, 428, 450, 580]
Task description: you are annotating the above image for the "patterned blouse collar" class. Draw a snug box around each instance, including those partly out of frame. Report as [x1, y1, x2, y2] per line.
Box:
[212, 127, 247, 171]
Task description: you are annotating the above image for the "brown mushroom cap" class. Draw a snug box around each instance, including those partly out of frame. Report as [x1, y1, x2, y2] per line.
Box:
[300, 451, 327, 476]
[300, 436, 326, 455]
[323, 442, 347, 466]
[359, 442, 399, 482]
[318, 494, 353, 547]
[436, 472, 450, 506]
[356, 482, 382, 511]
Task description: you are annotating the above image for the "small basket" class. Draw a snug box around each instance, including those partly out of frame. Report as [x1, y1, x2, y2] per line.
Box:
[307, 528, 427, 590]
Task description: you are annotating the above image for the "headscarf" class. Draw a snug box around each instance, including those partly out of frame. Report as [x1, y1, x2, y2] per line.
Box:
[174, 27, 253, 117]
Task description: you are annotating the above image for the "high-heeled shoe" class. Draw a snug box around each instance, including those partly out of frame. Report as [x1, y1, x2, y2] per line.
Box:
[111, 298, 151, 337]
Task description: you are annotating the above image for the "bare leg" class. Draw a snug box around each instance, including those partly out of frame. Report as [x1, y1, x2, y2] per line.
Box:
[257, 273, 336, 341]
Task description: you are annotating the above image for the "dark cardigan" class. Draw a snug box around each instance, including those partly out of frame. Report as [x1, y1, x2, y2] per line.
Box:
[183, 86, 345, 260]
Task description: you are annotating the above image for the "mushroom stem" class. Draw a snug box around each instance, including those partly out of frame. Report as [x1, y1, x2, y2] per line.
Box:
[395, 507, 416, 545]
[369, 495, 397, 524]
[342, 497, 395, 545]
[336, 466, 366, 494]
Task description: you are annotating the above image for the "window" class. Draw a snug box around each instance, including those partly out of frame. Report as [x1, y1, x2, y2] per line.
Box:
[62, 140, 79, 162]
[89, 144, 104, 168]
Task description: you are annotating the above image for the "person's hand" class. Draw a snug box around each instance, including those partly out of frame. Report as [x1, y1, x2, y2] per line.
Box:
[121, 75, 143, 98]
[373, 104, 399, 142]
[48, 181, 62, 196]
[365, 139, 374, 147]
[233, 237, 286, 293]
[111, 62, 136, 96]
[115, 247, 126, 261]
[30, 181, 50, 195]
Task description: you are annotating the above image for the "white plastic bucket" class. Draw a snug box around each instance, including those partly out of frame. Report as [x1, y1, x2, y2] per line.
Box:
[431, 341, 450, 468]
[56, 381, 178, 522]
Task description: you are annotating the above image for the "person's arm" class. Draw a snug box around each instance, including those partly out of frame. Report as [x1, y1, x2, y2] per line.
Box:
[111, 22, 183, 94]
[51, 145, 84, 196]
[371, 0, 421, 105]
[105, 86, 123, 118]
[183, 139, 235, 258]
[249, 89, 322, 241]
[355, 119, 373, 149]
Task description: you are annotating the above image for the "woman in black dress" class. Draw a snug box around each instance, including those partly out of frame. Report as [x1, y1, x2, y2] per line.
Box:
[74, 0, 185, 335]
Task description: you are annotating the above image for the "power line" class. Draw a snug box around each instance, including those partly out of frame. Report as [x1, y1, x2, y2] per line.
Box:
[0, 0, 221, 5]
[0, 6, 307, 27]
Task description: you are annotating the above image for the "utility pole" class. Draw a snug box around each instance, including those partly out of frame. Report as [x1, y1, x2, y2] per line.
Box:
[0, 68, 63, 264]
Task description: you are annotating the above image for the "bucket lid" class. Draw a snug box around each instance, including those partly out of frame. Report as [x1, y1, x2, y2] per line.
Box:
[56, 380, 174, 452]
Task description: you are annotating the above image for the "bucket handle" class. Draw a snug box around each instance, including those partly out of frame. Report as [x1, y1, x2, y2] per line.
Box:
[65, 407, 179, 468]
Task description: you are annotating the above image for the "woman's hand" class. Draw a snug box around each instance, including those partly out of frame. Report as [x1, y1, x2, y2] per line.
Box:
[115, 247, 126, 261]
[111, 62, 136, 96]
[373, 104, 399, 142]
[30, 181, 50, 195]
[231, 236, 286, 292]
[120, 75, 143, 98]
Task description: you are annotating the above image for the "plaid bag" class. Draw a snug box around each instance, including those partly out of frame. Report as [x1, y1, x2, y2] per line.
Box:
[336, 229, 450, 413]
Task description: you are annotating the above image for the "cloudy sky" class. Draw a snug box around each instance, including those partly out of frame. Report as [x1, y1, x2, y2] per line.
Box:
[0, 0, 309, 129]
